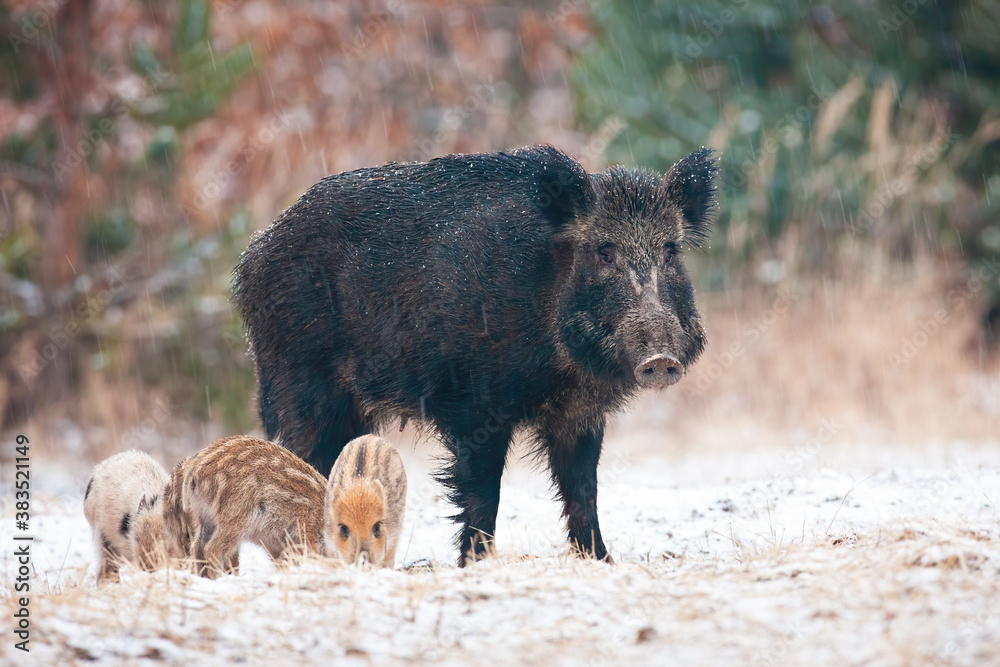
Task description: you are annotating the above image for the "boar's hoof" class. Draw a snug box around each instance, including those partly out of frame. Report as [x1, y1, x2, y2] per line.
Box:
[634, 354, 684, 388]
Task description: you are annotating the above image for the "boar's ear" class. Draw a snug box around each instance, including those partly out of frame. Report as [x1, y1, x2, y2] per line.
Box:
[663, 148, 719, 247]
[515, 145, 596, 229]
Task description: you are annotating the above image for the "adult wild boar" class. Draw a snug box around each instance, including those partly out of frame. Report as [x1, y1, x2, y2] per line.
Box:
[233, 146, 718, 566]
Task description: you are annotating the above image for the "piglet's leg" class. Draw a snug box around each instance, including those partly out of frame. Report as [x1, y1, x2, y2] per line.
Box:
[202, 525, 242, 579]
[97, 536, 122, 583]
[194, 520, 240, 579]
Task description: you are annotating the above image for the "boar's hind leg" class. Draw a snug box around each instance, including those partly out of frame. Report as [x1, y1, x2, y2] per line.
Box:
[289, 388, 373, 477]
[258, 341, 373, 476]
[438, 420, 514, 567]
[545, 424, 612, 562]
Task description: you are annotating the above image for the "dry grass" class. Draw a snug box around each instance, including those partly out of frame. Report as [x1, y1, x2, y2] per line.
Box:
[5, 392, 998, 665]
[4, 523, 998, 665]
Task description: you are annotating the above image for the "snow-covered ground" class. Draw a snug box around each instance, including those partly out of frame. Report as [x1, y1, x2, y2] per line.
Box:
[2, 428, 999, 666]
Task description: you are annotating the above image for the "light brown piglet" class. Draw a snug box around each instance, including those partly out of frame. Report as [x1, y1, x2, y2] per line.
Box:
[170, 435, 327, 578]
[322, 435, 407, 568]
[160, 453, 199, 570]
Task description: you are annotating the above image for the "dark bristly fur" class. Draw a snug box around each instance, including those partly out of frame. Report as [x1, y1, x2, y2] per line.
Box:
[233, 145, 719, 566]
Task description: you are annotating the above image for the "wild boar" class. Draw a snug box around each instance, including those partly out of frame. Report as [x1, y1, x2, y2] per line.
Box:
[233, 145, 718, 565]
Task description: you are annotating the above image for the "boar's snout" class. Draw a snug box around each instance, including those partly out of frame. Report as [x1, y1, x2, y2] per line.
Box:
[634, 354, 684, 388]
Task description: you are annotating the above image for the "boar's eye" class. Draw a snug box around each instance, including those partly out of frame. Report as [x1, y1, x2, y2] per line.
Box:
[598, 245, 616, 266]
[663, 243, 676, 264]
[339, 524, 350, 539]
[372, 522, 382, 538]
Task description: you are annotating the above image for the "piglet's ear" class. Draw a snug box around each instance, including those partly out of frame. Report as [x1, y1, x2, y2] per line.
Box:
[137, 494, 149, 513]
[663, 148, 719, 247]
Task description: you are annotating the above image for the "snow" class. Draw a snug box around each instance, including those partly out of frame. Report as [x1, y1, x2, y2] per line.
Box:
[2, 434, 999, 665]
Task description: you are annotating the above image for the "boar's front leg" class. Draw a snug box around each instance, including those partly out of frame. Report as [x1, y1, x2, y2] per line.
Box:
[438, 416, 514, 567]
[545, 422, 612, 562]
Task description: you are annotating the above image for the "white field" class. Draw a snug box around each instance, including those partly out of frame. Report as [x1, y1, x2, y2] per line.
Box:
[2, 417, 999, 666]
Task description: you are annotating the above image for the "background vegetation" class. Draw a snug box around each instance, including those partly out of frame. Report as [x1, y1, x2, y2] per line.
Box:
[576, 0, 1000, 282]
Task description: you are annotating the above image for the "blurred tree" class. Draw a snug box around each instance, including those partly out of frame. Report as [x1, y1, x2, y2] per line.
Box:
[0, 0, 254, 427]
[36, 0, 92, 293]
[1, 0, 584, 437]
